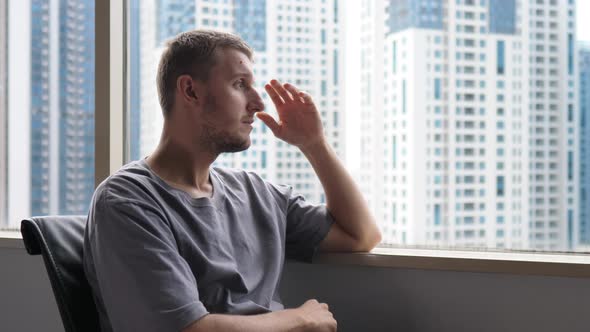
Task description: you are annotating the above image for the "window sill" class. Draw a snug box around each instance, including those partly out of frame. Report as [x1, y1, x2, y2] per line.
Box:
[3, 233, 589, 278]
[313, 246, 590, 279]
[0, 232, 24, 249]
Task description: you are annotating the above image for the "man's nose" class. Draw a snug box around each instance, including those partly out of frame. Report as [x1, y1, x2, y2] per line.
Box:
[248, 88, 265, 113]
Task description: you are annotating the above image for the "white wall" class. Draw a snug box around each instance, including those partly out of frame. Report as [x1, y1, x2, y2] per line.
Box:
[0, 248, 62, 331]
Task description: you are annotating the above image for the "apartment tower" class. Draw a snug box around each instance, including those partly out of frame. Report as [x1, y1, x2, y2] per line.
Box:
[360, 0, 577, 251]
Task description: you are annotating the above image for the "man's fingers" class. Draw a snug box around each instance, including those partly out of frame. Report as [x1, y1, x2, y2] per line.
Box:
[256, 112, 281, 135]
[283, 83, 305, 103]
[270, 79, 294, 102]
[264, 84, 285, 106]
[266, 79, 312, 107]
[298, 91, 313, 105]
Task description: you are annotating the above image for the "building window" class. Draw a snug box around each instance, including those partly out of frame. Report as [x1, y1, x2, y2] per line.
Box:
[568, 209, 574, 249]
[333, 50, 338, 86]
[392, 136, 396, 167]
[568, 151, 574, 180]
[497, 176, 505, 196]
[434, 78, 441, 99]
[402, 79, 406, 113]
[434, 204, 441, 225]
[392, 41, 397, 73]
[497, 40, 505, 75]
[568, 33, 574, 75]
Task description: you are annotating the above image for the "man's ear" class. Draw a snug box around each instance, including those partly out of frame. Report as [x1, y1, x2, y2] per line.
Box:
[177, 75, 199, 104]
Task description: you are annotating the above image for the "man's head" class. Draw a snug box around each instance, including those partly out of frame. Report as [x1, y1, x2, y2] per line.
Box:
[156, 29, 265, 154]
[157, 29, 253, 117]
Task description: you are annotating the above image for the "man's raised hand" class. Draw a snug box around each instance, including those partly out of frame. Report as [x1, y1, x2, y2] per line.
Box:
[257, 79, 325, 150]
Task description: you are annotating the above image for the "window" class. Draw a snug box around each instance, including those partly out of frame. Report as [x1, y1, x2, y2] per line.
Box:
[1, 0, 95, 230]
[568, 152, 574, 181]
[497, 176, 505, 196]
[402, 79, 406, 113]
[497, 40, 505, 75]
[434, 78, 441, 99]
[333, 51, 338, 85]
[2, 0, 587, 258]
[568, 33, 574, 75]
[392, 41, 396, 73]
[392, 136, 396, 167]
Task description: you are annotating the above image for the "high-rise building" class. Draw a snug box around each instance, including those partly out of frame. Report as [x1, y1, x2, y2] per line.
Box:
[6, 0, 95, 227]
[526, 0, 578, 251]
[579, 42, 590, 246]
[360, 0, 577, 251]
[56, 0, 95, 215]
[138, 0, 344, 203]
[0, 0, 7, 227]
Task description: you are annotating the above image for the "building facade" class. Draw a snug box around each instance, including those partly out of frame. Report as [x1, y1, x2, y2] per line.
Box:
[6, 0, 95, 227]
[360, 0, 577, 251]
[526, 0, 578, 251]
[579, 42, 590, 245]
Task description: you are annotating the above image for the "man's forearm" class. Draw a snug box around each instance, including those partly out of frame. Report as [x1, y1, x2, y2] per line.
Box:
[300, 139, 381, 249]
[184, 309, 306, 332]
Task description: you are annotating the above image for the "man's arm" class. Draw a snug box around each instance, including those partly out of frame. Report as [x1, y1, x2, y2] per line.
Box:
[183, 300, 336, 332]
[258, 79, 381, 252]
[300, 139, 381, 252]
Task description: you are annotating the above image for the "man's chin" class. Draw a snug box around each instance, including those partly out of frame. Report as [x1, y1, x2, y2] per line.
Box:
[220, 138, 251, 153]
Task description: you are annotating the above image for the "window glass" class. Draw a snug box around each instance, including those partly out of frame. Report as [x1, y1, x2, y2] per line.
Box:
[1, 0, 95, 231]
[128, 0, 343, 207]
[121, 0, 590, 253]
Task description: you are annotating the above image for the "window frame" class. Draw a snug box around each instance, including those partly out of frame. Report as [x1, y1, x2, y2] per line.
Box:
[95, 0, 125, 186]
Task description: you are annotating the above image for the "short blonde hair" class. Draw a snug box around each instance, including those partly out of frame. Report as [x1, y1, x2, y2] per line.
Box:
[156, 29, 253, 117]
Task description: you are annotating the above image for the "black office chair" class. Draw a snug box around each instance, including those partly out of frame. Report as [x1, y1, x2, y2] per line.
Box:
[21, 216, 100, 332]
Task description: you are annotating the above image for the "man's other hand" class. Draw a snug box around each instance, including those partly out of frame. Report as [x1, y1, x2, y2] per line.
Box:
[295, 299, 338, 332]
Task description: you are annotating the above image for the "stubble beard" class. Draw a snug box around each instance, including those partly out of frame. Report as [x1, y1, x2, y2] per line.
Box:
[201, 94, 251, 154]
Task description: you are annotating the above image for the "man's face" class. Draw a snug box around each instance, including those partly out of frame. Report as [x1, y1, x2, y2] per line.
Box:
[197, 48, 264, 154]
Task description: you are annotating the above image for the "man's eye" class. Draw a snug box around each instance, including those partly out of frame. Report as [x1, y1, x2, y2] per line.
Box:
[236, 80, 246, 88]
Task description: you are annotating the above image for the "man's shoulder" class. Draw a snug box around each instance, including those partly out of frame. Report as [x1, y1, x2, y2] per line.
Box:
[87, 160, 173, 235]
[212, 166, 269, 188]
[94, 159, 158, 205]
[212, 166, 293, 199]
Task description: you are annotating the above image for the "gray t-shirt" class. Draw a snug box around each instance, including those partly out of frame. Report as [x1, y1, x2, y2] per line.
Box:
[83, 159, 334, 332]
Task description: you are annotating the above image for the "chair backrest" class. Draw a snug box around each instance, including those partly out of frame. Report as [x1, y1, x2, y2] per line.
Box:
[21, 216, 100, 332]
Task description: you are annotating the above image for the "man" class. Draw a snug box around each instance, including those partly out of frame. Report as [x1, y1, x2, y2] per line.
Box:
[83, 29, 381, 332]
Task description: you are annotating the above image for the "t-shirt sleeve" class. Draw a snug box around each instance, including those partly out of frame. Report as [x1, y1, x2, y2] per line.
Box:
[88, 191, 208, 331]
[281, 186, 334, 262]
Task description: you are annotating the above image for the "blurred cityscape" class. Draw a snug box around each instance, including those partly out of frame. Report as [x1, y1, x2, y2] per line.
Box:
[1, 0, 590, 252]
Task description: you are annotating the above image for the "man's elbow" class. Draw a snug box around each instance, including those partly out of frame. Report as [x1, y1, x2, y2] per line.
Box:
[355, 227, 382, 252]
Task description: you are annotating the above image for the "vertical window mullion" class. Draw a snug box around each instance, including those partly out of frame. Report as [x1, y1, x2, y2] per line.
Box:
[95, 0, 125, 188]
